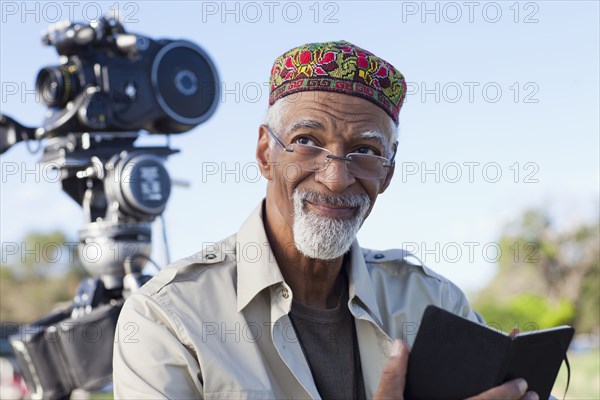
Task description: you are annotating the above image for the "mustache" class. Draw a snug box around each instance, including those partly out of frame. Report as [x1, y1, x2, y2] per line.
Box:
[294, 189, 370, 209]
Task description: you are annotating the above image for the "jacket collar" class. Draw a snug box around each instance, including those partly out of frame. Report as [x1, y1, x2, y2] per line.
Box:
[236, 201, 285, 312]
[347, 242, 384, 327]
[236, 200, 384, 328]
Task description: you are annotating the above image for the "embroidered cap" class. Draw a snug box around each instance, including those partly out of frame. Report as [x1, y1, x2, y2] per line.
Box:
[269, 40, 406, 124]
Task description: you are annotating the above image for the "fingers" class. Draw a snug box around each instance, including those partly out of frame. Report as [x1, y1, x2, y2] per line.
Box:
[373, 339, 409, 400]
[466, 379, 539, 400]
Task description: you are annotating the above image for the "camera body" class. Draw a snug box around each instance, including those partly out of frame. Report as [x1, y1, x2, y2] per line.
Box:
[36, 16, 219, 136]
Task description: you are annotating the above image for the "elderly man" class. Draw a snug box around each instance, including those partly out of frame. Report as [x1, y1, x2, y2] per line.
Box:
[113, 41, 538, 399]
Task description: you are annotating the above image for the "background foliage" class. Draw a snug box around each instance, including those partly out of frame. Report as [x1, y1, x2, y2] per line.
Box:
[474, 209, 599, 334]
[1, 231, 86, 322]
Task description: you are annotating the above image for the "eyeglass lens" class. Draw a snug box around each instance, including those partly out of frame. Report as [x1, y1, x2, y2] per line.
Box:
[286, 143, 387, 179]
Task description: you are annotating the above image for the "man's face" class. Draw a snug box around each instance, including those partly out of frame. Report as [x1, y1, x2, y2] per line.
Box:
[257, 92, 396, 259]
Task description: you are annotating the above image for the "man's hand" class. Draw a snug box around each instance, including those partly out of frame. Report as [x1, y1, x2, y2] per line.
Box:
[374, 340, 409, 400]
[466, 379, 539, 400]
[373, 339, 540, 400]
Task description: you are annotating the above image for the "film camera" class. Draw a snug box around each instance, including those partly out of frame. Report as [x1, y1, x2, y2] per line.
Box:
[1, 14, 219, 399]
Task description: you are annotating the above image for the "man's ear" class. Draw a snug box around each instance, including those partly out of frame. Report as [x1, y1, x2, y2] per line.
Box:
[256, 124, 273, 181]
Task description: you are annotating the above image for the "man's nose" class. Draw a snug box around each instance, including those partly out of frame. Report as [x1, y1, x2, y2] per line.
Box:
[315, 156, 356, 192]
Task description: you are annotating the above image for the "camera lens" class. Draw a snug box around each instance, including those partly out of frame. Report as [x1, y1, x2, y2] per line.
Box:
[36, 65, 79, 107]
[151, 41, 220, 132]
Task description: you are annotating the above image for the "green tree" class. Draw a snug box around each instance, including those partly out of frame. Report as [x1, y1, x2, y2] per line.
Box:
[475, 209, 599, 333]
[0, 231, 86, 322]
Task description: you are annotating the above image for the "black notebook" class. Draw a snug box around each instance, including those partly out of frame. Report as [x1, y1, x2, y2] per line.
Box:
[404, 305, 574, 400]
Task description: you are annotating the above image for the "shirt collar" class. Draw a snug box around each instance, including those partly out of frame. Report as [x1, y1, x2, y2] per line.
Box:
[236, 200, 384, 327]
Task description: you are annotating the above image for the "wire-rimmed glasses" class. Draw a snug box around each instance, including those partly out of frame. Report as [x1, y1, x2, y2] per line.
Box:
[267, 127, 396, 180]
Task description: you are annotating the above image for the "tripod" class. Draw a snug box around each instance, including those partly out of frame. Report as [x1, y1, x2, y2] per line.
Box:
[9, 130, 178, 399]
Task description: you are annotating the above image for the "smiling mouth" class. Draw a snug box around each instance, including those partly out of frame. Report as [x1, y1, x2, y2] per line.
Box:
[304, 200, 358, 219]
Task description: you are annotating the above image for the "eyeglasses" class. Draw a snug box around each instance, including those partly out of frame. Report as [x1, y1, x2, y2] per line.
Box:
[267, 127, 396, 180]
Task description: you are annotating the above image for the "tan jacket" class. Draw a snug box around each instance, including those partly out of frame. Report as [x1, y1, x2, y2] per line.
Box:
[113, 202, 481, 399]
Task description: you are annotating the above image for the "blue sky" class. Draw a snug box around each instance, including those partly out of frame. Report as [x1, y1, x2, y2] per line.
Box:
[1, 1, 598, 294]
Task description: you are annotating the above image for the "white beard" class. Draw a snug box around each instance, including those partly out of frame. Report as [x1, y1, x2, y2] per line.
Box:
[292, 189, 371, 260]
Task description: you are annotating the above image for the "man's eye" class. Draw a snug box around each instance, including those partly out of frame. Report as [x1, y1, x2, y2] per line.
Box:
[354, 146, 378, 156]
[294, 136, 317, 146]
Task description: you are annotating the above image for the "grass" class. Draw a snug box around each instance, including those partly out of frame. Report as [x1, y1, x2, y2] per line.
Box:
[552, 349, 600, 399]
[90, 391, 113, 400]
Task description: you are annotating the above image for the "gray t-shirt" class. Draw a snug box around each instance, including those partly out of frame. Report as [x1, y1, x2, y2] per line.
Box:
[289, 280, 366, 400]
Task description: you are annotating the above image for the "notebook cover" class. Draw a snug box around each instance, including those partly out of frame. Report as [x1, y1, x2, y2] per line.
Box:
[404, 305, 574, 400]
[506, 326, 575, 399]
